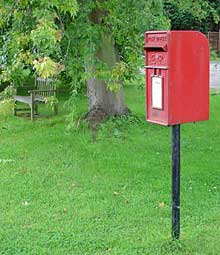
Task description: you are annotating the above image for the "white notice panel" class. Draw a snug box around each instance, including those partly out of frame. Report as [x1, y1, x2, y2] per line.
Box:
[152, 76, 163, 110]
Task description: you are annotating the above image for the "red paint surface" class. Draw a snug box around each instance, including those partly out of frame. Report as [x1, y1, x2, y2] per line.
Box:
[144, 31, 209, 126]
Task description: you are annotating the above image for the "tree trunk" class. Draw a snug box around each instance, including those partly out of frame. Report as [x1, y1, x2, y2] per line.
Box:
[86, 32, 129, 119]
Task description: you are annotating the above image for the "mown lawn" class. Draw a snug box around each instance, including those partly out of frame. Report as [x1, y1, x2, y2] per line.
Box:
[1, 87, 220, 254]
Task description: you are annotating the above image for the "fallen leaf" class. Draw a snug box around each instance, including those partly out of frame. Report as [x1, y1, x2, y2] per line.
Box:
[106, 248, 112, 253]
[22, 201, 29, 206]
[159, 202, 165, 208]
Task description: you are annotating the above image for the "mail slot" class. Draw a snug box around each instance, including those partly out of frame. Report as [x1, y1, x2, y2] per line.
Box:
[144, 31, 209, 125]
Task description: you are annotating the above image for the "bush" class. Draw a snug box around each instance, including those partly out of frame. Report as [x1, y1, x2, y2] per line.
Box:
[0, 86, 15, 118]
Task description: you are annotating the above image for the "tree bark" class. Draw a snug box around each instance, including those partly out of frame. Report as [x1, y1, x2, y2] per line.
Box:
[86, 32, 129, 119]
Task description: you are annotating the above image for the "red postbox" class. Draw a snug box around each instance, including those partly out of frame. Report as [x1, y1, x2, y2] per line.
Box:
[144, 31, 209, 126]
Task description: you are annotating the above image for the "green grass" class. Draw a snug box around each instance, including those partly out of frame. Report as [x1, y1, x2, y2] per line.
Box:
[1, 87, 220, 254]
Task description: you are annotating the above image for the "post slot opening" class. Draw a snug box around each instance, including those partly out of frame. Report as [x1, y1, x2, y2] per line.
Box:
[144, 45, 167, 52]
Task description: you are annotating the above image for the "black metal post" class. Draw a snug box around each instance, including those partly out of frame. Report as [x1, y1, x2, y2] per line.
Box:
[172, 124, 180, 240]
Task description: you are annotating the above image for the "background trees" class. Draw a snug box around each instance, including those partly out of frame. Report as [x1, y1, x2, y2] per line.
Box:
[164, 0, 220, 32]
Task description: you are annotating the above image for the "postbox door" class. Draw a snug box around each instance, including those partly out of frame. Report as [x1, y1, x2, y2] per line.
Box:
[145, 49, 169, 125]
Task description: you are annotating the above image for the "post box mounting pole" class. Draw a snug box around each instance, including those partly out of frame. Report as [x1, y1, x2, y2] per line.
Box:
[145, 30, 209, 240]
[172, 124, 180, 239]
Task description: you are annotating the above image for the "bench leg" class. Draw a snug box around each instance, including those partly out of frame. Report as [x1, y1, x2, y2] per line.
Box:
[14, 101, 17, 116]
[30, 93, 35, 121]
[34, 104, 38, 115]
[30, 103, 34, 121]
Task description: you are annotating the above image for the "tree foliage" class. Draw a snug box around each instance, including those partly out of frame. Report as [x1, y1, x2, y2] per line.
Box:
[0, 0, 170, 91]
[56, 0, 170, 95]
[0, 0, 78, 86]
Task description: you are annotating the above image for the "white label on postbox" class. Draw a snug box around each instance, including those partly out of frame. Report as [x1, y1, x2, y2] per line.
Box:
[152, 76, 163, 110]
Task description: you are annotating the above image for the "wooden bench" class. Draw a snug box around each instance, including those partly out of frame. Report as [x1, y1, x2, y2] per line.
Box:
[14, 77, 58, 121]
